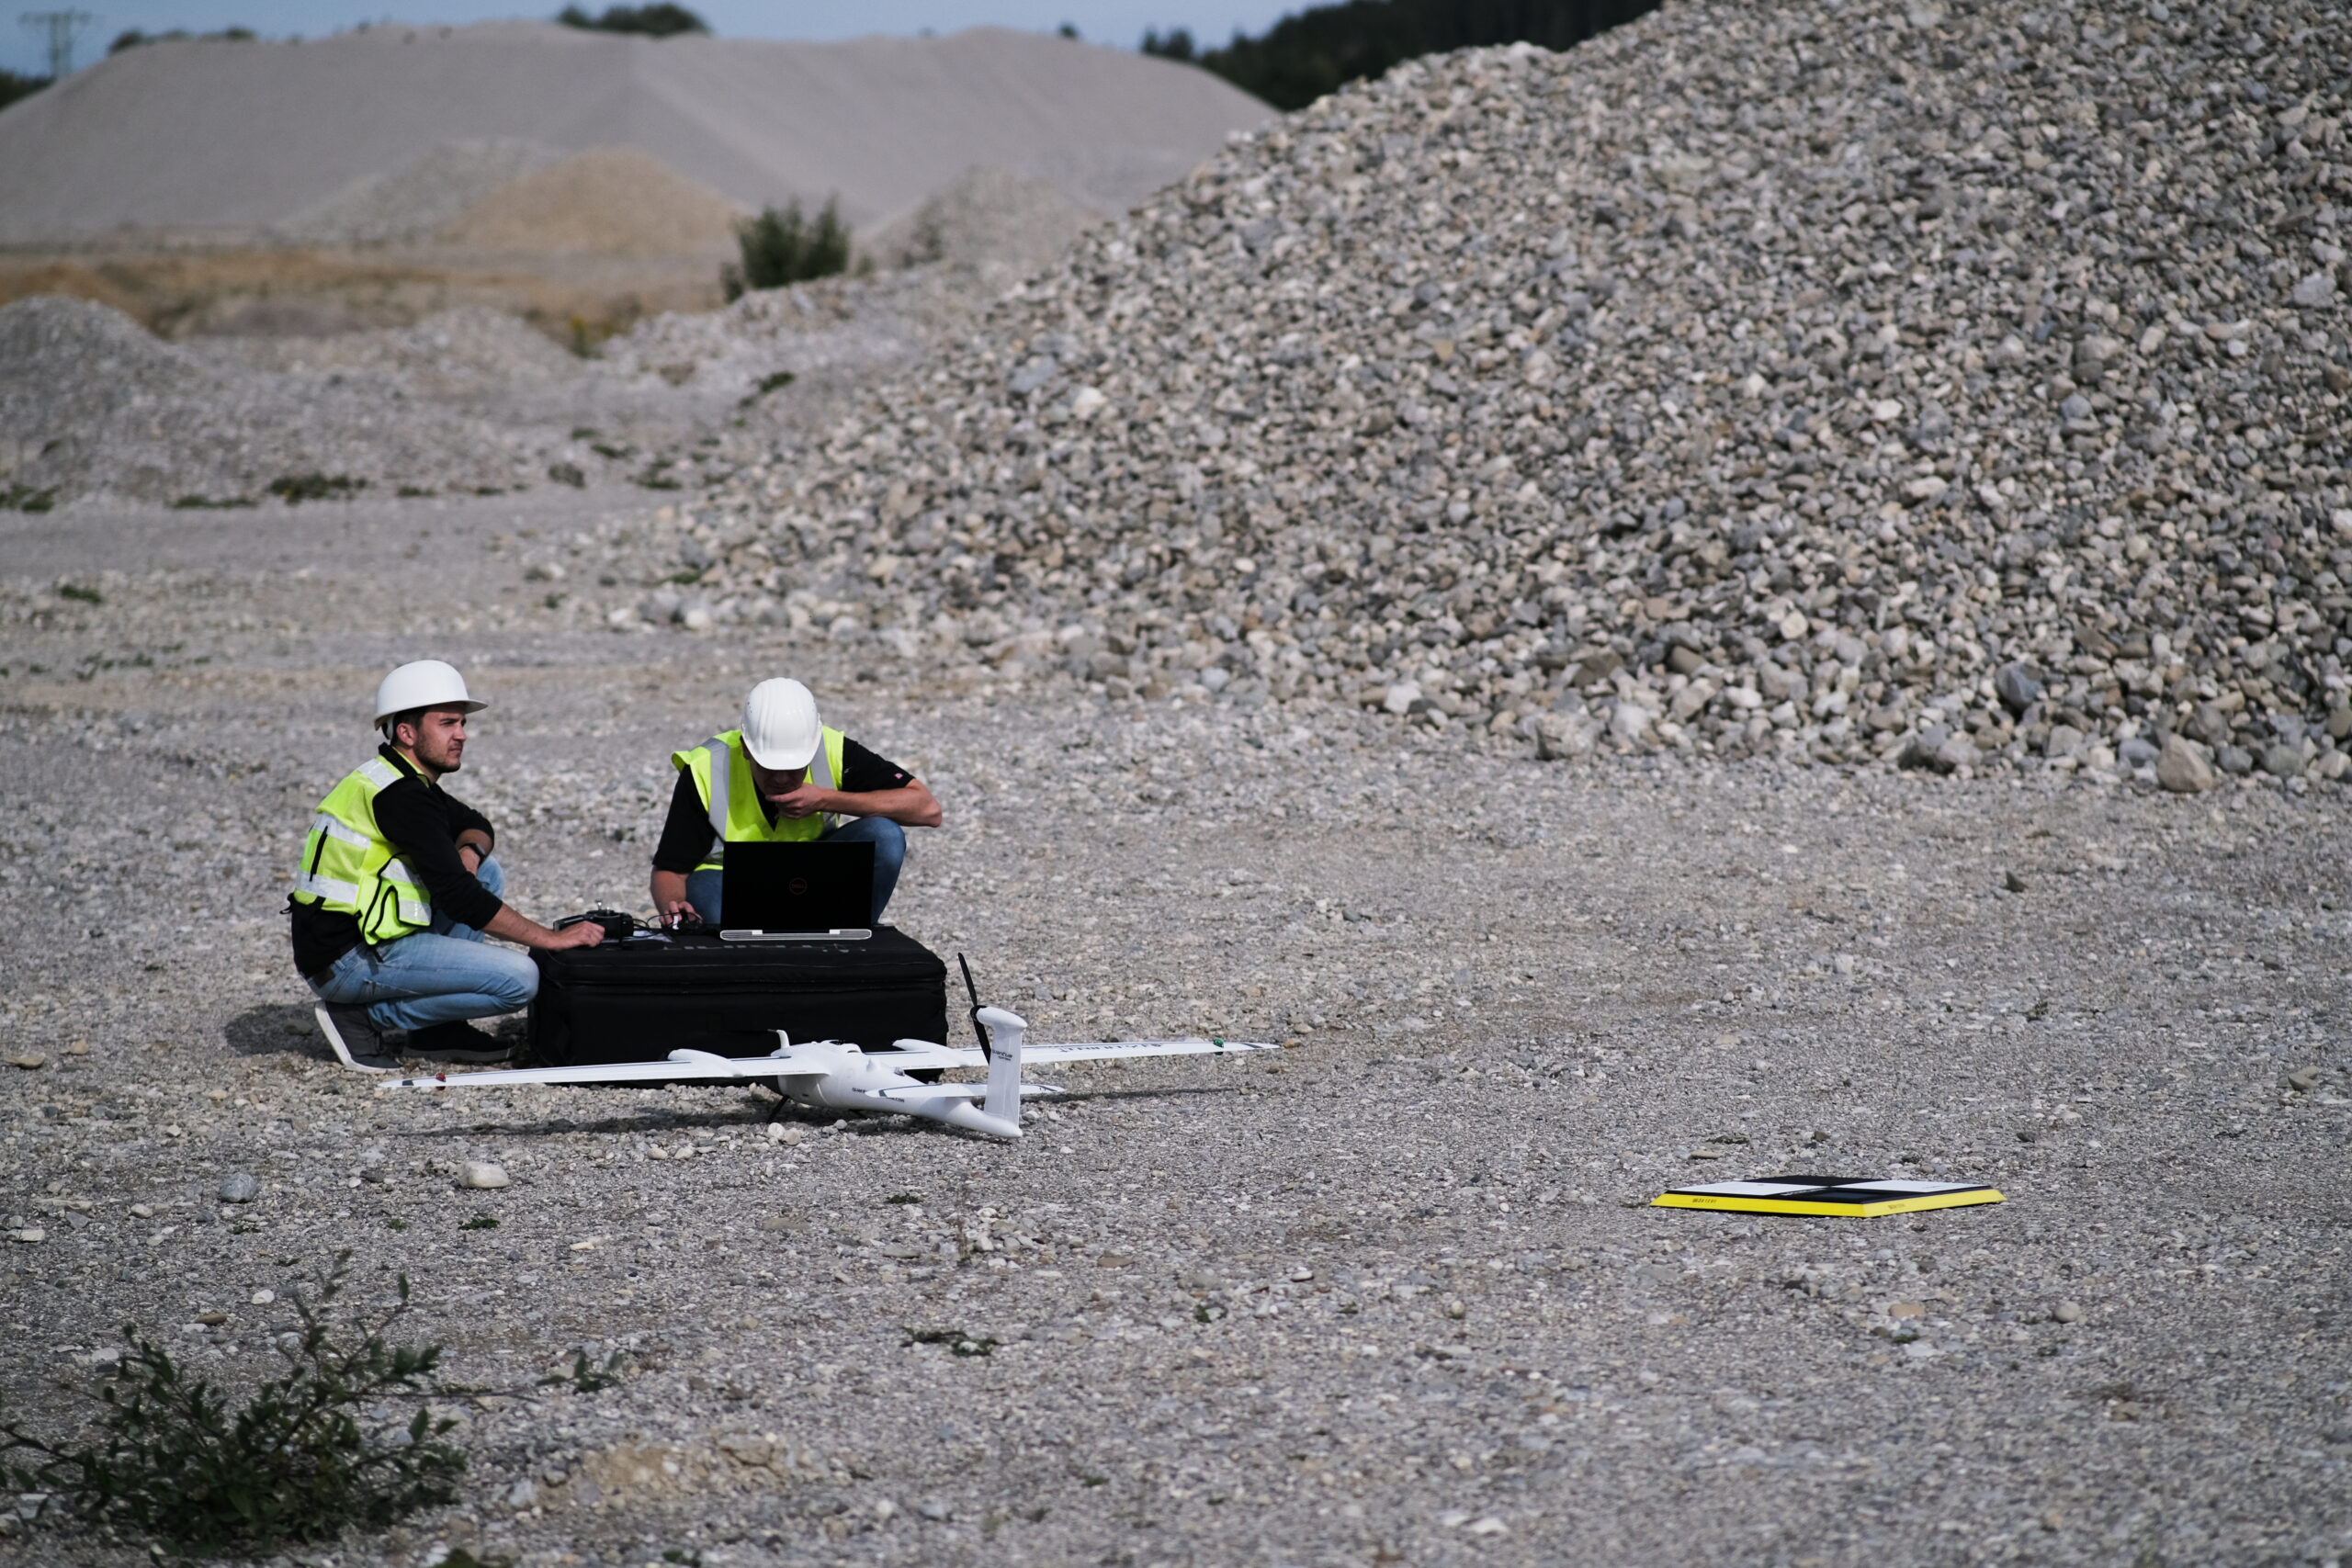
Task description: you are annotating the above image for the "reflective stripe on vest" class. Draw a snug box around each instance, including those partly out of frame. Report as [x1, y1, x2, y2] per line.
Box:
[289, 756, 436, 944]
[675, 728, 843, 869]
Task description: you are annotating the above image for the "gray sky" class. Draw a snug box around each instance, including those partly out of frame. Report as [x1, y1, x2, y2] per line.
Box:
[6, 3, 1295, 79]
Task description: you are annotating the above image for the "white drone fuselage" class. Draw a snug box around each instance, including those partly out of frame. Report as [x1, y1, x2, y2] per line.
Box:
[376, 1006, 1276, 1139]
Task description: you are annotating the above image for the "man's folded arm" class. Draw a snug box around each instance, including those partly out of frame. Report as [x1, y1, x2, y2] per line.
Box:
[374, 779, 504, 929]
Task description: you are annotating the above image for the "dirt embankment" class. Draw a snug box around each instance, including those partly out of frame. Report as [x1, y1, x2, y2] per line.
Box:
[0, 243, 723, 344]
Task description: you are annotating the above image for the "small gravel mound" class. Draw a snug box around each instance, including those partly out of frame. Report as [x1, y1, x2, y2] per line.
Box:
[273, 137, 565, 247]
[433, 147, 743, 257]
[676, 0, 2352, 780]
[0, 295, 542, 504]
[865, 164, 1102, 276]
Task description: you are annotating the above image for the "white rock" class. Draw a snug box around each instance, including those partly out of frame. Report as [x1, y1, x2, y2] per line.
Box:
[458, 1160, 512, 1190]
[1608, 700, 1657, 744]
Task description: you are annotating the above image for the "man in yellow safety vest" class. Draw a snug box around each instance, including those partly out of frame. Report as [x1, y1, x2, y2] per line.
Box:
[290, 660, 602, 1072]
[650, 677, 941, 927]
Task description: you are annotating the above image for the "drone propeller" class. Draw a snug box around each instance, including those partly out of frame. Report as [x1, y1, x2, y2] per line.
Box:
[957, 952, 991, 1060]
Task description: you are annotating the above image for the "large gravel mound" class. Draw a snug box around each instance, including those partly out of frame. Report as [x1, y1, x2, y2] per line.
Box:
[678, 0, 2352, 783]
[0, 23, 1269, 243]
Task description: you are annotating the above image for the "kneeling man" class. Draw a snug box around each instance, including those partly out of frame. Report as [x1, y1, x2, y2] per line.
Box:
[651, 678, 941, 927]
[291, 660, 602, 1072]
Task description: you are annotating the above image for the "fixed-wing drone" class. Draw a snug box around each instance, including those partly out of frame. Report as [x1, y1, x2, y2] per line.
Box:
[376, 1005, 1277, 1139]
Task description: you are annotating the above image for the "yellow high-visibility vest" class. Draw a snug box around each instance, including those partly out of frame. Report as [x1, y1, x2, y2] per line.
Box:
[289, 757, 434, 945]
[672, 726, 848, 873]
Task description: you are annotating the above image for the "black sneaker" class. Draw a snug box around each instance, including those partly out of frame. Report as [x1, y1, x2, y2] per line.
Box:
[401, 1021, 514, 1066]
[316, 1003, 400, 1073]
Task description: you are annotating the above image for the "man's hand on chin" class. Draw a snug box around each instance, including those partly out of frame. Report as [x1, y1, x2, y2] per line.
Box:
[765, 783, 834, 819]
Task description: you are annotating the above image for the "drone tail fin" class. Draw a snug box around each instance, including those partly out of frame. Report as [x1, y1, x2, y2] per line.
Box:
[975, 1006, 1028, 1132]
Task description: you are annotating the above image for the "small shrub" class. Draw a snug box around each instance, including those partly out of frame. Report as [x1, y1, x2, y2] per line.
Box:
[171, 495, 256, 509]
[0, 1255, 464, 1552]
[267, 474, 366, 504]
[57, 584, 102, 604]
[905, 1327, 995, 1359]
[109, 27, 256, 53]
[555, 4, 708, 37]
[0, 68, 46, 111]
[1139, 27, 1196, 62]
[460, 1215, 501, 1231]
[721, 197, 850, 301]
[3, 483, 56, 512]
[0, 1256, 624, 1554]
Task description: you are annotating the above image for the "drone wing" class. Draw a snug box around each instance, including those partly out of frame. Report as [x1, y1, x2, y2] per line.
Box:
[874, 1082, 1064, 1103]
[1015, 1037, 1283, 1065]
[880, 1041, 988, 1072]
[374, 1046, 834, 1092]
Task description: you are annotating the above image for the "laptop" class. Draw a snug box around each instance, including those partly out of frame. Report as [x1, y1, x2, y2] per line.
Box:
[717, 840, 874, 942]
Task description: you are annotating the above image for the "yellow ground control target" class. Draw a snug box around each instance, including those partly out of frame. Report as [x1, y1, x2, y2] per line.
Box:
[1653, 1178, 2006, 1218]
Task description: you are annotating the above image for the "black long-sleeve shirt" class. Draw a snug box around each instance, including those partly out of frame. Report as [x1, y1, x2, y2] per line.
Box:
[650, 737, 911, 874]
[288, 745, 503, 976]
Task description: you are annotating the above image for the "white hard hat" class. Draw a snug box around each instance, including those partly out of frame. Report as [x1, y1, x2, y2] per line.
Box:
[373, 660, 485, 725]
[741, 678, 820, 770]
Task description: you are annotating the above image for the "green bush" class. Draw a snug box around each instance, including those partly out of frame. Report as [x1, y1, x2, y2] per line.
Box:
[721, 197, 851, 302]
[555, 4, 709, 37]
[267, 473, 366, 503]
[0, 1256, 464, 1553]
[1, 1254, 624, 1554]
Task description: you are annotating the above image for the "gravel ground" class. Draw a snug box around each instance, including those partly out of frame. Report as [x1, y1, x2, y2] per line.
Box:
[3, 490, 2349, 1567]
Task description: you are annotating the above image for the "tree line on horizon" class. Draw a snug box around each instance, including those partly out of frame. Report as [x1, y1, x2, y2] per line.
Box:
[1144, 0, 1663, 111]
[555, 4, 709, 38]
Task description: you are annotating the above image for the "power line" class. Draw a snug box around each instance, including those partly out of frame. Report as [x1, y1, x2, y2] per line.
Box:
[20, 9, 93, 80]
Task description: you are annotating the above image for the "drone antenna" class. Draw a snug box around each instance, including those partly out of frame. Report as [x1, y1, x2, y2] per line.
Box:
[956, 953, 989, 1060]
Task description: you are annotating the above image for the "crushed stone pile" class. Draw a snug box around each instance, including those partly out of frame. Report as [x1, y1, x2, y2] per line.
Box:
[432, 147, 743, 257]
[671, 0, 2352, 785]
[273, 138, 564, 247]
[0, 296, 544, 504]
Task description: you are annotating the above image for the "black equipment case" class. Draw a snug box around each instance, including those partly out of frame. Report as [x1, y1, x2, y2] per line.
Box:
[526, 927, 949, 1066]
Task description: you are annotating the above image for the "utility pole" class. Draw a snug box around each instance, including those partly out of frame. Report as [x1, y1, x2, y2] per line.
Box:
[20, 9, 92, 80]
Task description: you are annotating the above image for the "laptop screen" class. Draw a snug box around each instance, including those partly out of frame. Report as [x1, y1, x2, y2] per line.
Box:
[718, 840, 873, 931]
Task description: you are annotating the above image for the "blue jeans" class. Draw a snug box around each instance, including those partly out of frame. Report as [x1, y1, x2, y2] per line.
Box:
[307, 856, 538, 1032]
[684, 817, 906, 926]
